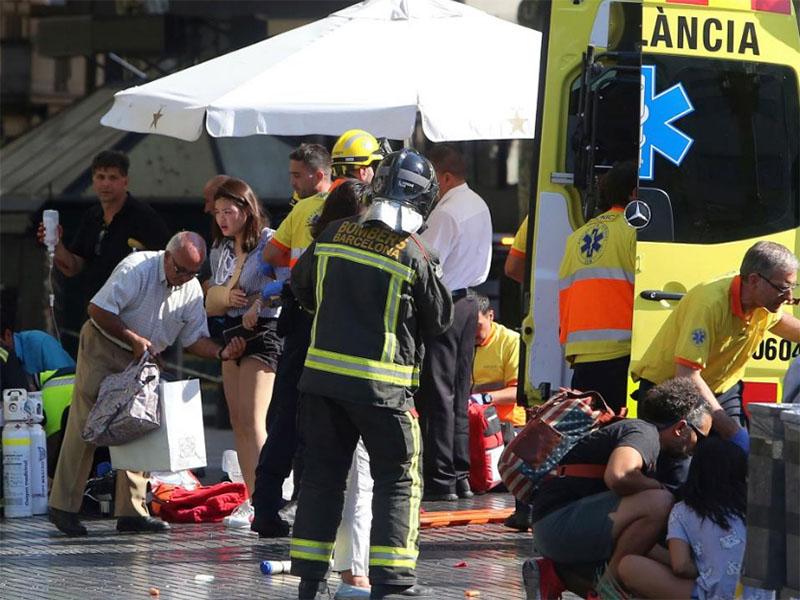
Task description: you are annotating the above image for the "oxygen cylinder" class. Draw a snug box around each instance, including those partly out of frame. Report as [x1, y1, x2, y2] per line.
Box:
[27, 392, 48, 515]
[3, 422, 32, 518]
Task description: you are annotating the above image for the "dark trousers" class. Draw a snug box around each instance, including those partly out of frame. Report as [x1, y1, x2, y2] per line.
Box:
[570, 355, 631, 414]
[637, 378, 746, 491]
[416, 293, 478, 494]
[251, 308, 313, 523]
[290, 393, 422, 586]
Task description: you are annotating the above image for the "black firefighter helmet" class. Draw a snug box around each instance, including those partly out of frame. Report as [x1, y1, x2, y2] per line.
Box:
[363, 148, 439, 234]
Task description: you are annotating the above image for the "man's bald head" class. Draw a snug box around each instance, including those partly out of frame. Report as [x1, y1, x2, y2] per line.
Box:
[203, 174, 230, 214]
[167, 231, 206, 264]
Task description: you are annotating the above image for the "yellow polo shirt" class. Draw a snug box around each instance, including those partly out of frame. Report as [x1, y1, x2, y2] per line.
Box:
[509, 216, 528, 259]
[473, 322, 525, 426]
[270, 192, 327, 266]
[632, 274, 783, 394]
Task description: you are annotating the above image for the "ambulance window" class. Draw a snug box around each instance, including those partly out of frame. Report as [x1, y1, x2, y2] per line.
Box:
[565, 68, 639, 190]
[643, 56, 800, 244]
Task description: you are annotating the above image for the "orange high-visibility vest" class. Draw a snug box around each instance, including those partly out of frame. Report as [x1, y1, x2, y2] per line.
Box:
[558, 207, 636, 363]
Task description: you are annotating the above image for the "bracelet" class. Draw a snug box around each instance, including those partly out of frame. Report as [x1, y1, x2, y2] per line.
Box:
[217, 347, 224, 361]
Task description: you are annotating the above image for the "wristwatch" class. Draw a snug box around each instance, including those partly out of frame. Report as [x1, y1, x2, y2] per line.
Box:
[217, 347, 225, 361]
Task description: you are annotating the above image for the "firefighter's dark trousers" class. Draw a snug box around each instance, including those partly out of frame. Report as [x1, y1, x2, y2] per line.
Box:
[289, 393, 422, 586]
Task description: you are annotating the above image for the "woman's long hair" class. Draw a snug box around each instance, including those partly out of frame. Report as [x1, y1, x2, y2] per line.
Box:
[680, 437, 747, 530]
[311, 179, 369, 239]
[210, 177, 265, 253]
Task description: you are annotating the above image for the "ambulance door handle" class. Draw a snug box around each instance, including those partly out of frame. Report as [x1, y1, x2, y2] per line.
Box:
[640, 290, 684, 302]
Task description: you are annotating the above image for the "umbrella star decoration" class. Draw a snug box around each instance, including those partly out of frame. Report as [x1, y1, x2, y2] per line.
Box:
[150, 107, 164, 129]
[508, 111, 528, 134]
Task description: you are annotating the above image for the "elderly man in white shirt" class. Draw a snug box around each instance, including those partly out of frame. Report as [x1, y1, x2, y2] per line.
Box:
[417, 143, 493, 501]
[49, 231, 245, 537]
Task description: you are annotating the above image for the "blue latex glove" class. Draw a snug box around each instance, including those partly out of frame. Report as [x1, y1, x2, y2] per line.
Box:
[261, 279, 284, 300]
[260, 262, 275, 279]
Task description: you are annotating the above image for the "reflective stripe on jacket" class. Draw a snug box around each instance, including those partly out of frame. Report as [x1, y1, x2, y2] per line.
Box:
[291, 216, 453, 410]
[558, 207, 636, 363]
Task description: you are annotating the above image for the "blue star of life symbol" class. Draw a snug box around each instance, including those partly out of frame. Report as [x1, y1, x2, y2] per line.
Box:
[691, 328, 706, 346]
[581, 227, 604, 258]
[639, 64, 694, 181]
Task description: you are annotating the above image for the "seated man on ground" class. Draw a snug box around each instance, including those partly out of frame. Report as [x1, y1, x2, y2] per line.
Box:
[470, 295, 532, 530]
[523, 377, 712, 600]
[472, 295, 525, 427]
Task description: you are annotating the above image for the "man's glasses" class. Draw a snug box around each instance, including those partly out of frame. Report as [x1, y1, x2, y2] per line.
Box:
[170, 254, 199, 278]
[758, 273, 798, 296]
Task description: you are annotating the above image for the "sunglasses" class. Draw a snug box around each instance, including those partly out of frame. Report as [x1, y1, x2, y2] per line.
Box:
[687, 422, 707, 440]
[215, 189, 247, 205]
[654, 419, 707, 440]
[757, 272, 798, 296]
[94, 225, 109, 256]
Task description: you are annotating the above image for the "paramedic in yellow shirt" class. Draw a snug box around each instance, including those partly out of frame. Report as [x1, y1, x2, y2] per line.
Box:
[633, 241, 800, 440]
[263, 143, 332, 268]
[504, 216, 527, 284]
[472, 295, 525, 427]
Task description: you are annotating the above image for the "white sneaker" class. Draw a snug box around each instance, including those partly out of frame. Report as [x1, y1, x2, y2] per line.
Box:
[333, 582, 371, 599]
[223, 499, 254, 528]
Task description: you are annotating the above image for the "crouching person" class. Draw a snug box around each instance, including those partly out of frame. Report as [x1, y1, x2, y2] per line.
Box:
[524, 378, 712, 599]
[49, 232, 245, 536]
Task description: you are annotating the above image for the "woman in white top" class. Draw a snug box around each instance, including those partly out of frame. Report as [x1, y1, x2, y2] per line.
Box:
[208, 178, 284, 506]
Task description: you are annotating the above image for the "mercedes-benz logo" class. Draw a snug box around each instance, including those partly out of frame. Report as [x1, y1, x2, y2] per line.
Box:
[624, 200, 652, 230]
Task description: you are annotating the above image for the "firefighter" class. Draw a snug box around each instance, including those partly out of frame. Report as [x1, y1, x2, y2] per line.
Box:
[330, 128, 387, 189]
[557, 160, 637, 413]
[329, 128, 388, 597]
[289, 149, 454, 600]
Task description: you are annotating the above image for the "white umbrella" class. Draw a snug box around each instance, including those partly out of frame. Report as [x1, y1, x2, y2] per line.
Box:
[100, 0, 541, 142]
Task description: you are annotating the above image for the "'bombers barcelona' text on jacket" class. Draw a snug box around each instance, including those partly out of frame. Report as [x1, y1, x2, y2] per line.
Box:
[291, 215, 454, 410]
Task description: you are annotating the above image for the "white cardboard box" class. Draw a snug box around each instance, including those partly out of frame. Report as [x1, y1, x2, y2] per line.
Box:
[110, 379, 207, 472]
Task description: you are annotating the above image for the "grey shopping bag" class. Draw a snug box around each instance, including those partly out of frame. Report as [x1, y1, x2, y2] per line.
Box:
[82, 353, 161, 446]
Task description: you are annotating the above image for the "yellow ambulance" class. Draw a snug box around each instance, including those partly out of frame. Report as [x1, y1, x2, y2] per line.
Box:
[520, 0, 800, 410]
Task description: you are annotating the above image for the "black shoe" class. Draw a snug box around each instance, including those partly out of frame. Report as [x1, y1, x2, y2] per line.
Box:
[298, 578, 329, 599]
[421, 492, 458, 502]
[48, 508, 87, 537]
[251, 516, 291, 538]
[503, 510, 533, 532]
[116, 516, 170, 533]
[370, 584, 432, 598]
[456, 479, 474, 499]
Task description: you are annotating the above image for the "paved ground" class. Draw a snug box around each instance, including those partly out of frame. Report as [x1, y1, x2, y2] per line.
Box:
[0, 427, 556, 600]
[0, 511, 536, 600]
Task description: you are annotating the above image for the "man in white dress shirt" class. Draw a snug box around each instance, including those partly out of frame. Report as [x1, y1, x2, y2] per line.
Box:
[417, 144, 493, 500]
[49, 231, 245, 537]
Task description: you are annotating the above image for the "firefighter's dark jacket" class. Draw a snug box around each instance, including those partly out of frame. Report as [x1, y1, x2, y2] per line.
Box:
[291, 216, 454, 411]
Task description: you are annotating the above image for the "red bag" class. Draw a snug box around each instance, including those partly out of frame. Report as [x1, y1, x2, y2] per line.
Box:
[152, 481, 248, 523]
[468, 403, 505, 493]
[498, 388, 620, 504]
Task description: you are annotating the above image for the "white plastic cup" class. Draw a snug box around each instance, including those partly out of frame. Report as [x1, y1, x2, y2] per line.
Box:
[43, 210, 59, 253]
[221, 449, 244, 483]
